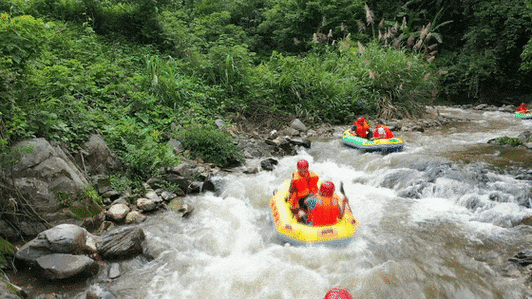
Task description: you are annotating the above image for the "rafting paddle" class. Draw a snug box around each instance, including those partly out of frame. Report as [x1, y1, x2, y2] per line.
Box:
[339, 181, 353, 217]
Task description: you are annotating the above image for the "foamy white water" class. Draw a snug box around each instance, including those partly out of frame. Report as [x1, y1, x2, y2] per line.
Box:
[108, 107, 532, 299]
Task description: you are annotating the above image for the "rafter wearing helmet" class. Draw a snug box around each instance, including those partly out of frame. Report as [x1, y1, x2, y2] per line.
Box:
[305, 181, 346, 227]
[350, 117, 373, 138]
[286, 159, 319, 219]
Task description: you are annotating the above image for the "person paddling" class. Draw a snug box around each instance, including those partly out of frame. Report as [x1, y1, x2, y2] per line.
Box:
[285, 159, 319, 221]
[517, 102, 531, 113]
[305, 181, 348, 226]
[373, 124, 394, 140]
[350, 117, 373, 139]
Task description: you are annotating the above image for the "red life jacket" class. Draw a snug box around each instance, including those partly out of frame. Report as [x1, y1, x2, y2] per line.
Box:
[374, 125, 394, 139]
[517, 105, 529, 112]
[289, 171, 319, 208]
[355, 121, 370, 138]
[308, 194, 342, 226]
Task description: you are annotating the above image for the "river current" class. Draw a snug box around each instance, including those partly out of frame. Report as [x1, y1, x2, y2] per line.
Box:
[17, 106, 532, 298]
[108, 106, 532, 299]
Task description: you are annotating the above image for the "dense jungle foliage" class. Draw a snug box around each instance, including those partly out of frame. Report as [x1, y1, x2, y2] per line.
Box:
[1, 0, 532, 181]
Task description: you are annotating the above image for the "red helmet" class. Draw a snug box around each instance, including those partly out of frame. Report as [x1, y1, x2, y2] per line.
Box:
[357, 117, 365, 123]
[522, 103, 526, 106]
[297, 159, 309, 169]
[320, 181, 335, 196]
[324, 288, 353, 299]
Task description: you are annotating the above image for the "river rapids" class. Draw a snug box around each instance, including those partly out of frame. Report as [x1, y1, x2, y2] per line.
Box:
[16, 106, 532, 298]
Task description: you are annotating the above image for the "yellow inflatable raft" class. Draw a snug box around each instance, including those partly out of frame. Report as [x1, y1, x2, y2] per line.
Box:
[269, 180, 358, 246]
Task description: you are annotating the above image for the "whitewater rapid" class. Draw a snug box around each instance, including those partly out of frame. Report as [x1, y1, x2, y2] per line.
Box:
[104, 107, 532, 298]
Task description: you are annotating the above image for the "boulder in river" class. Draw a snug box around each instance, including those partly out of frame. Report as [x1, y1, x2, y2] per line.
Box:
[36, 253, 98, 280]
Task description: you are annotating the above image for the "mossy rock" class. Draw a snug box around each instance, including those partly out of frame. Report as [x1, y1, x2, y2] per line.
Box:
[488, 136, 523, 146]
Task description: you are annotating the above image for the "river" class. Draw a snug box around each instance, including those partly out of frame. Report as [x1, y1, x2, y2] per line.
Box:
[13, 106, 532, 298]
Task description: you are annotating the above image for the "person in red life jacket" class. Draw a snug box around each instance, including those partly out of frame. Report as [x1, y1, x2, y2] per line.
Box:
[373, 124, 394, 140]
[285, 159, 319, 220]
[350, 117, 372, 139]
[517, 103, 530, 113]
[305, 181, 347, 227]
[324, 288, 353, 299]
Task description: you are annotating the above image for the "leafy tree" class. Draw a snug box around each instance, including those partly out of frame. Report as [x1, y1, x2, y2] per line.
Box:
[521, 0, 532, 72]
[0, 14, 56, 142]
[439, 0, 532, 102]
[258, 0, 366, 54]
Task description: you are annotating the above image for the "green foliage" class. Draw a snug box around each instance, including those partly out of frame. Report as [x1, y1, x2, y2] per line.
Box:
[56, 188, 104, 219]
[175, 125, 243, 167]
[493, 136, 523, 147]
[141, 54, 223, 115]
[438, 50, 499, 102]
[0, 0, 529, 189]
[0, 14, 53, 68]
[522, 40, 532, 71]
[245, 40, 437, 123]
[438, 0, 532, 101]
[8, 0, 165, 44]
[0, 237, 15, 268]
[258, 0, 366, 54]
[118, 128, 179, 178]
[161, 180, 183, 194]
[158, 10, 203, 61]
[203, 45, 252, 98]
[110, 173, 136, 193]
[0, 14, 55, 108]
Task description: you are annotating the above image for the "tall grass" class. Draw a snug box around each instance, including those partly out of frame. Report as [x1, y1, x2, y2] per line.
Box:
[243, 39, 437, 123]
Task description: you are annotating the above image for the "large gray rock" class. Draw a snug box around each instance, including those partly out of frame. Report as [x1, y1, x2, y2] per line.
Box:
[124, 211, 146, 224]
[0, 219, 19, 240]
[10, 138, 56, 174]
[84, 284, 117, 299]
[11, 177, 59, 213]
[15, 224, 97, 266]
[167, 138, 184, 155]
[106, 204, 130, 222]
[97, 227, 145, 259]
[144, 191, 162, 203]
[136, 198, 156, 211]
[36, 253, 98, 280]
[260, 158, 279, 171]
[170, 162, 196, 178]
[76, 134, 122, 175]
[5, 138, 89, 213]
[287, 137, 312, 149]
[290, 119, 307, 132]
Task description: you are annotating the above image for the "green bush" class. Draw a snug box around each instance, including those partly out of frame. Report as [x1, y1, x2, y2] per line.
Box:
[494, 136, 523, 147]
[120, 128, 179, 178]
[110, 173, 136, 193]
[0, 14, 53, 69]
[175, 125, 243, 167]
[243, 40, 436, 123]
[55, 188, 104, 219]
[8, 0, 165, 44]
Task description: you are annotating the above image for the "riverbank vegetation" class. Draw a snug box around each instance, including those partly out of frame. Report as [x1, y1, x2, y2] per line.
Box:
[1, 0, 532, 181]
